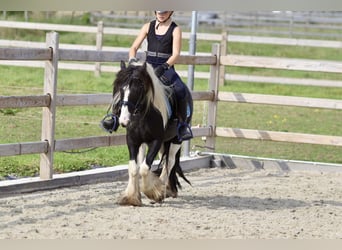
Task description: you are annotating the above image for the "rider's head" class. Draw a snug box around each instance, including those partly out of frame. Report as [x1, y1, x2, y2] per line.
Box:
[155, 11, 173, 15]
[154, 11, 174, 24]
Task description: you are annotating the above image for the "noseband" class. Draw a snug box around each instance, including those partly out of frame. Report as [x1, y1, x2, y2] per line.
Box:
[119, 99, 142, 115]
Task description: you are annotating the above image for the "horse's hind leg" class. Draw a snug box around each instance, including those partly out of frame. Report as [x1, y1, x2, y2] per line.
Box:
[159, 143, 182, 198]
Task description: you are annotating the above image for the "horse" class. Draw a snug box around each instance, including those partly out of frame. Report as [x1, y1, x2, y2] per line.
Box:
[112, 61, 193, 206]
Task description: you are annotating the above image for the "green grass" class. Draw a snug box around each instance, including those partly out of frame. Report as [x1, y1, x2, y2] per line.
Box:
[221, 80, 342, 99]
[0, 13, 342, 179]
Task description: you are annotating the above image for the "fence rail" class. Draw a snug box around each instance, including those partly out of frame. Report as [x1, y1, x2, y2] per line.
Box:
[2, 20, 342, 47]
[0, 29, 341, 182]
[218, 92, 342, 110]
[221, 55, 342, 74]
[1, 20, 342, 89]
[0, 47, 52, 60]
[216, 127, 342, 147]
[88, 11, 342, 39]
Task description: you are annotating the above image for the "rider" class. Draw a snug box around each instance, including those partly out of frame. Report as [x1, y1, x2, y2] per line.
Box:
[102, 11, 193, 141]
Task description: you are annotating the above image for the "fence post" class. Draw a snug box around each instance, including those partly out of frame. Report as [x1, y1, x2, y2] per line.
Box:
[205, 43, 221, 152]
[95, 21, 104, 77]
[24, 11, 29, 21]
[219, 31, 227, 86]
[40, 31, 59, 180]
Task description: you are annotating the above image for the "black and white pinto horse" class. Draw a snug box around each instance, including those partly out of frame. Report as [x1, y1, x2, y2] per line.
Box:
[112, 61, 193, 206]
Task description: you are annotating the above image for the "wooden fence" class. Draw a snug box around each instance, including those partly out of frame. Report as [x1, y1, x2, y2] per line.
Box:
[89, 11, 342, 39]
[0, 32, 217, 180]
[1, 30, 342, 181]
[1, 20, 342, 89]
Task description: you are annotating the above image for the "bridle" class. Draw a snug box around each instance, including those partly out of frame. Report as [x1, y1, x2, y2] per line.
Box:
[119, 80, 145, 116]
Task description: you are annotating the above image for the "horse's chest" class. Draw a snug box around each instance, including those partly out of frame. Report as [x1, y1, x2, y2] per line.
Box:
[127, 119, 164, 142]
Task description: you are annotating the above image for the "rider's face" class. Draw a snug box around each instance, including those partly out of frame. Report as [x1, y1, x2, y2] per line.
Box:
[155, 11, 171, 22]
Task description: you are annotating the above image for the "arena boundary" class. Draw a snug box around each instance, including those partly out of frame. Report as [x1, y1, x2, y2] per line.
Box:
[203, 152, 342, 173]
[1, 153, 341, 198]
[0, 155, 211, 198]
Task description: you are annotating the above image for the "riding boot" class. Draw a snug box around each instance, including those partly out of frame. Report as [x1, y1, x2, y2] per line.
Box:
[100, 114, 119, 134]
[177, 98, 193, 141]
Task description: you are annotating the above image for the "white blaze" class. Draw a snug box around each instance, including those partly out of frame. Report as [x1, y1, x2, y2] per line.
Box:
[119, 86, 131, 126]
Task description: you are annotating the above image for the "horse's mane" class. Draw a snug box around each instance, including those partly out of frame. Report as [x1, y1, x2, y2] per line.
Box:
[112, 62, 171, 128]
[145, 63, 171, 128]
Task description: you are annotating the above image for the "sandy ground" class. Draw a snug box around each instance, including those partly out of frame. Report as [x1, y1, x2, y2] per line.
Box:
[0, 167, 341, 239]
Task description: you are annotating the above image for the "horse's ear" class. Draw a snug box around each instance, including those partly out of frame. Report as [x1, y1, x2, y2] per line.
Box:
[120, 60, 126, 69]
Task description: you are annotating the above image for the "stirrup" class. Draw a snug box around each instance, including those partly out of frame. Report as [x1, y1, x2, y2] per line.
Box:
[177, 122, 193, 142]
[100, 114, 119, 134]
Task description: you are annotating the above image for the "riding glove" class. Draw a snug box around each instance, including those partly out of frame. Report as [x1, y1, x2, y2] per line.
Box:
[154, 63, 169, 78]
[128, 57, 139, 65]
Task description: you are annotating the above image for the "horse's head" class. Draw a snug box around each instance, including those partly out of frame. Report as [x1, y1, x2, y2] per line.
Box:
[113, 61, 154, 127]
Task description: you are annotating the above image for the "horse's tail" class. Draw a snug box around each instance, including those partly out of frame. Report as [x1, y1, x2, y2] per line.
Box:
[164, 143, 192, 194]
[153, 143, 191, 193]
[171, 148, 192, 189]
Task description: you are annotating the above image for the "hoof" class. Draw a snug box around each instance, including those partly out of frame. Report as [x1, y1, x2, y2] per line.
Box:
[142, 183, 166, 203]
[165, 188, 178, 198]
[144, 190, 165, 203]
[141, 169, 166, 203]
[141, 180, 166, 203]
[118, 193, 142, 206]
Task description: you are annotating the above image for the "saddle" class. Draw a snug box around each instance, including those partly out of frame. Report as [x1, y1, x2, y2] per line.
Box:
[159, 76, 193, 142]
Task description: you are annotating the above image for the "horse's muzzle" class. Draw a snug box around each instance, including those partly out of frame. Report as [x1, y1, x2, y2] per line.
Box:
[119, 117, 130, 127]
[119, 105, 131, 127]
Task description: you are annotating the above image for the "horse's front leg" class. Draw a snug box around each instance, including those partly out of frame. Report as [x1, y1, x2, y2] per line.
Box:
[118, 144, 142, 206]
[139, 140, 165, 203]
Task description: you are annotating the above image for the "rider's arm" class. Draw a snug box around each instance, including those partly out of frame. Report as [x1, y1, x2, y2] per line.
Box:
[129, 22, 149, 60]
[165, 25, 182, 67]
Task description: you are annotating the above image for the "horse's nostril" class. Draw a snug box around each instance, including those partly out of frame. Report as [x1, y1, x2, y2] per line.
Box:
[119, 116, 130, 127]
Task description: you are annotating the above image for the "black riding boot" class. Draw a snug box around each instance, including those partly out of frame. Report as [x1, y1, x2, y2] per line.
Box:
[101, 102, 121, 134]
[177, 98, 193, 141]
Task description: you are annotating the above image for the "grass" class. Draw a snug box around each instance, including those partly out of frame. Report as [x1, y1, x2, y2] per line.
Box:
[221, 80, 342, 99]
[0, 13, 342, 179]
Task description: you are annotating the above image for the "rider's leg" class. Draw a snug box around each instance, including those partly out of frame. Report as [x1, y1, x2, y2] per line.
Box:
[176, 96, 193, 141]
[161, 68, 193, 141]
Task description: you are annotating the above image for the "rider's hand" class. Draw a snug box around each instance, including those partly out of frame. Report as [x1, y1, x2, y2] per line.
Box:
[154, 63, 169, 78]
[128, 57, 139, 65]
